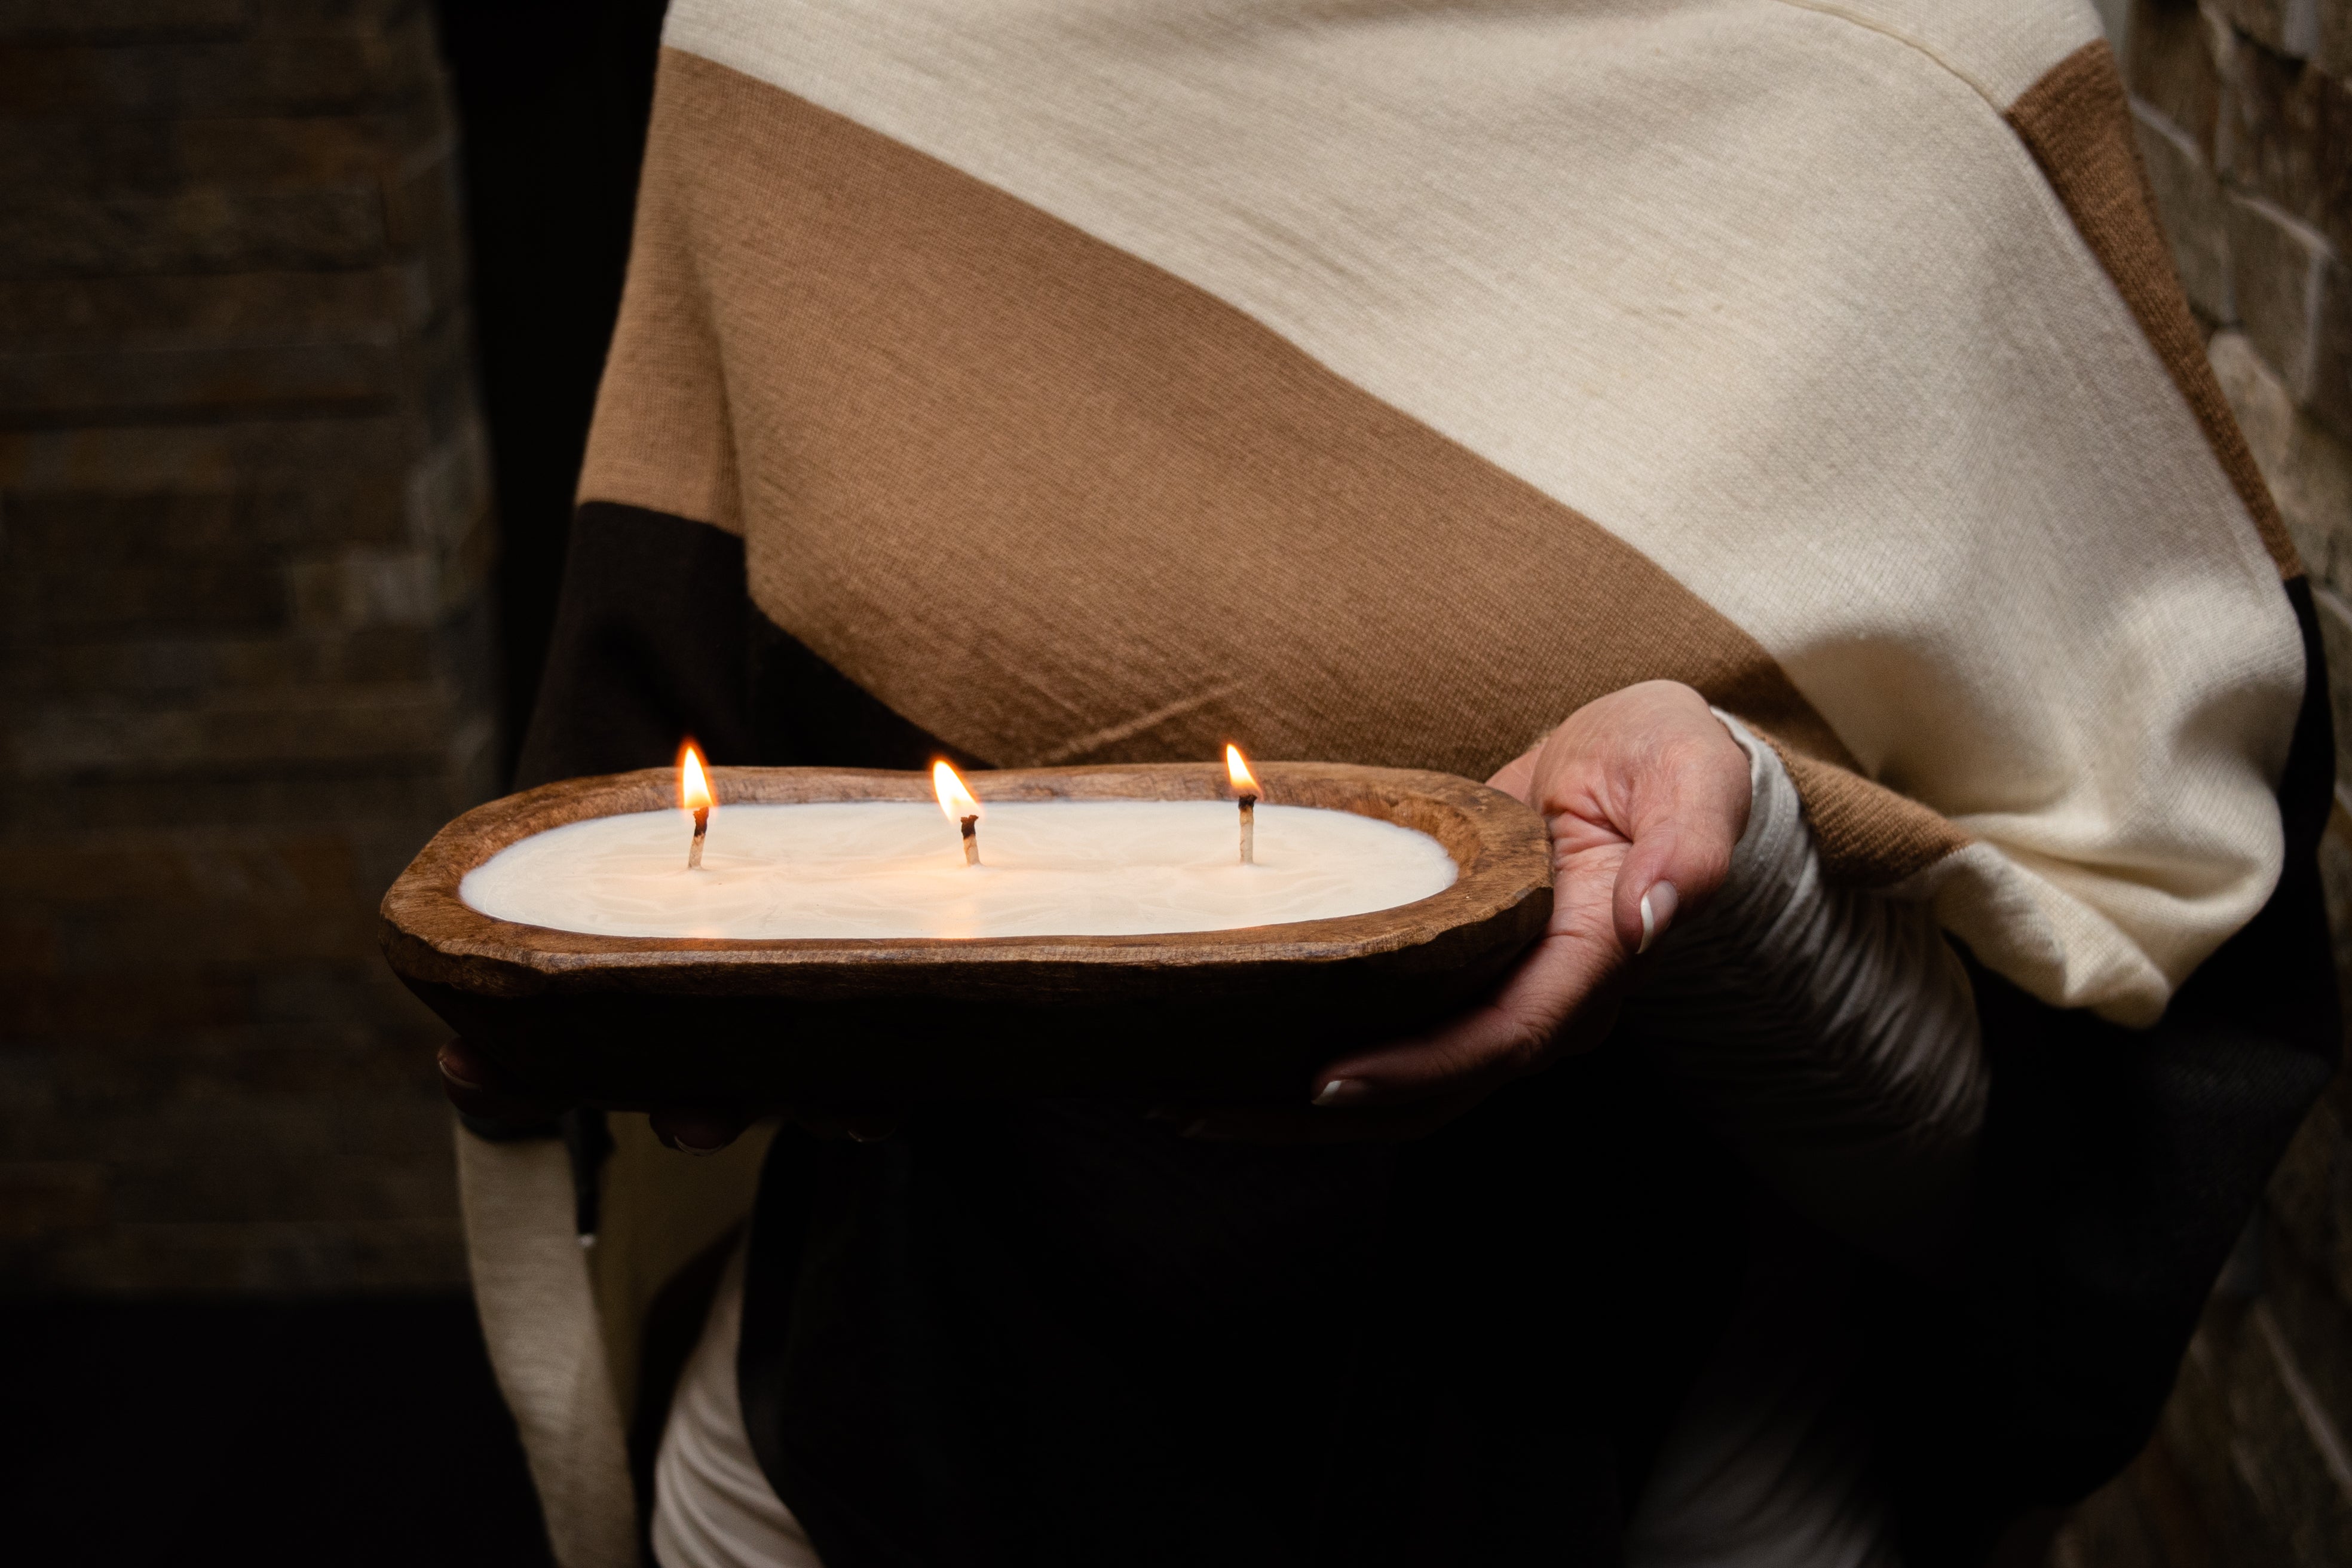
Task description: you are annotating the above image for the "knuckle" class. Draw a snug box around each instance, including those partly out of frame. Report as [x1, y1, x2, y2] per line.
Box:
[1493, 1015, 1555, 1076]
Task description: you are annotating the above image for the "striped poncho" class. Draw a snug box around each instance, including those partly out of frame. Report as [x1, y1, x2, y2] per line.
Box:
[584, 0, 2305, 1028]
[466, 5, 2338, 1564]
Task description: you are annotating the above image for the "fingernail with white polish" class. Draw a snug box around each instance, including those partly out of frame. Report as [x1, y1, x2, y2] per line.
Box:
[1637, 881, 1680, 954]
[1313, 1078, 1368, 1107]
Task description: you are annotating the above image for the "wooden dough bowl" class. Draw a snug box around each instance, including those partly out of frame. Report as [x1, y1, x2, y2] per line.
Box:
[379, 762, 1552, 1107]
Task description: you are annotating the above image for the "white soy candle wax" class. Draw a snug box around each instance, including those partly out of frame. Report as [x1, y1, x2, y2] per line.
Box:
[460, 793, 1457, 942]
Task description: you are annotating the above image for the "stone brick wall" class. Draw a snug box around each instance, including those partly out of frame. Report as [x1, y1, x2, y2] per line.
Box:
[0, 0, 495, 1293]
[2059, 4, 2352, 1564]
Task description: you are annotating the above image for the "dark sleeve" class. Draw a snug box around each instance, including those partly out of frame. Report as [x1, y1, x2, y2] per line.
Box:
[1881, 577, 2340, 1564]
[470, 501, 755, 1147]
[513, 501, 759, 791]
[516, 500, 975, 788]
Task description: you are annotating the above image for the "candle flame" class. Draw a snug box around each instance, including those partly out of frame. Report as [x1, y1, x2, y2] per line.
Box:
[1225, 744, 1260, 797]
[932, 760, 981, 823]
[679, 743, 712, 813]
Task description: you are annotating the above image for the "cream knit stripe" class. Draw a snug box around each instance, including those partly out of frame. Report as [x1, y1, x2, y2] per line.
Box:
[656, 0, 2299, 1021]
[455, 1125, 638, 1568]
[1770, 0, 2101, 109]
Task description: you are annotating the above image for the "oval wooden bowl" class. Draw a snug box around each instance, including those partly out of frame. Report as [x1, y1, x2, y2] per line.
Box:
[379, 762, 1552, 1106]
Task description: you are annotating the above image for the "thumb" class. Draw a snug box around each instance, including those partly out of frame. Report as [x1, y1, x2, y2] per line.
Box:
[1610, 742, 1751, 956]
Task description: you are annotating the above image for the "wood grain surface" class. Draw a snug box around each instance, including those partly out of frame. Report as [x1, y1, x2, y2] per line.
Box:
[379, 763, 1551, 1104]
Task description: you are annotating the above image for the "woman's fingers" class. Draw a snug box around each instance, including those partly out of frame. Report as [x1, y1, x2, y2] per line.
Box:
[1198, 682, 1750, 1136]
[650, 1108, 757, 1154]
[1309, 939, 1605, 1104]
[1300, 842, 1631, 1109]
[1171, 920, 1623, 1144]
[436, 1040, 562, 1125]
[438, 1039, 896, 1154]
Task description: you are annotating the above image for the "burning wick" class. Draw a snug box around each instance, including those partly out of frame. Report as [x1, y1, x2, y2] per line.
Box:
[932, 760, 982, 867]
[1226, 745, 1260, 865]
[680, 743, 713, 869]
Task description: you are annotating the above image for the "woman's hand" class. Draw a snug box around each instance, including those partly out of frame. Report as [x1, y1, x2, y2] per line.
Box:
[435, 1042, 896, 1152]
[1176, 680, 1753, 1142]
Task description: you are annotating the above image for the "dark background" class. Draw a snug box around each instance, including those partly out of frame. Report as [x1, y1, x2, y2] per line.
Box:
[2, 2, 662, 1559]
[435, 0, 667, 783]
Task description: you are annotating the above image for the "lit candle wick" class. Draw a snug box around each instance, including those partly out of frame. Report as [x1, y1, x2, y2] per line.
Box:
[1226, 745, 1260, 865]
[680, 743, 714, 870]
[933, 760, 984, 868]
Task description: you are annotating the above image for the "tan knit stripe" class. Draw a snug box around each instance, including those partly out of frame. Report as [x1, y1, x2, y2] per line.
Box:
[581, 51, 1963, 887]
[2008, 40, 2300, 579]
[1773, 748, 1970, 887]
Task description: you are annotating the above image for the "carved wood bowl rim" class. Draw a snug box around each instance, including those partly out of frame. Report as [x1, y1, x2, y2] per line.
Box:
[378, 761, 1554, 1001]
